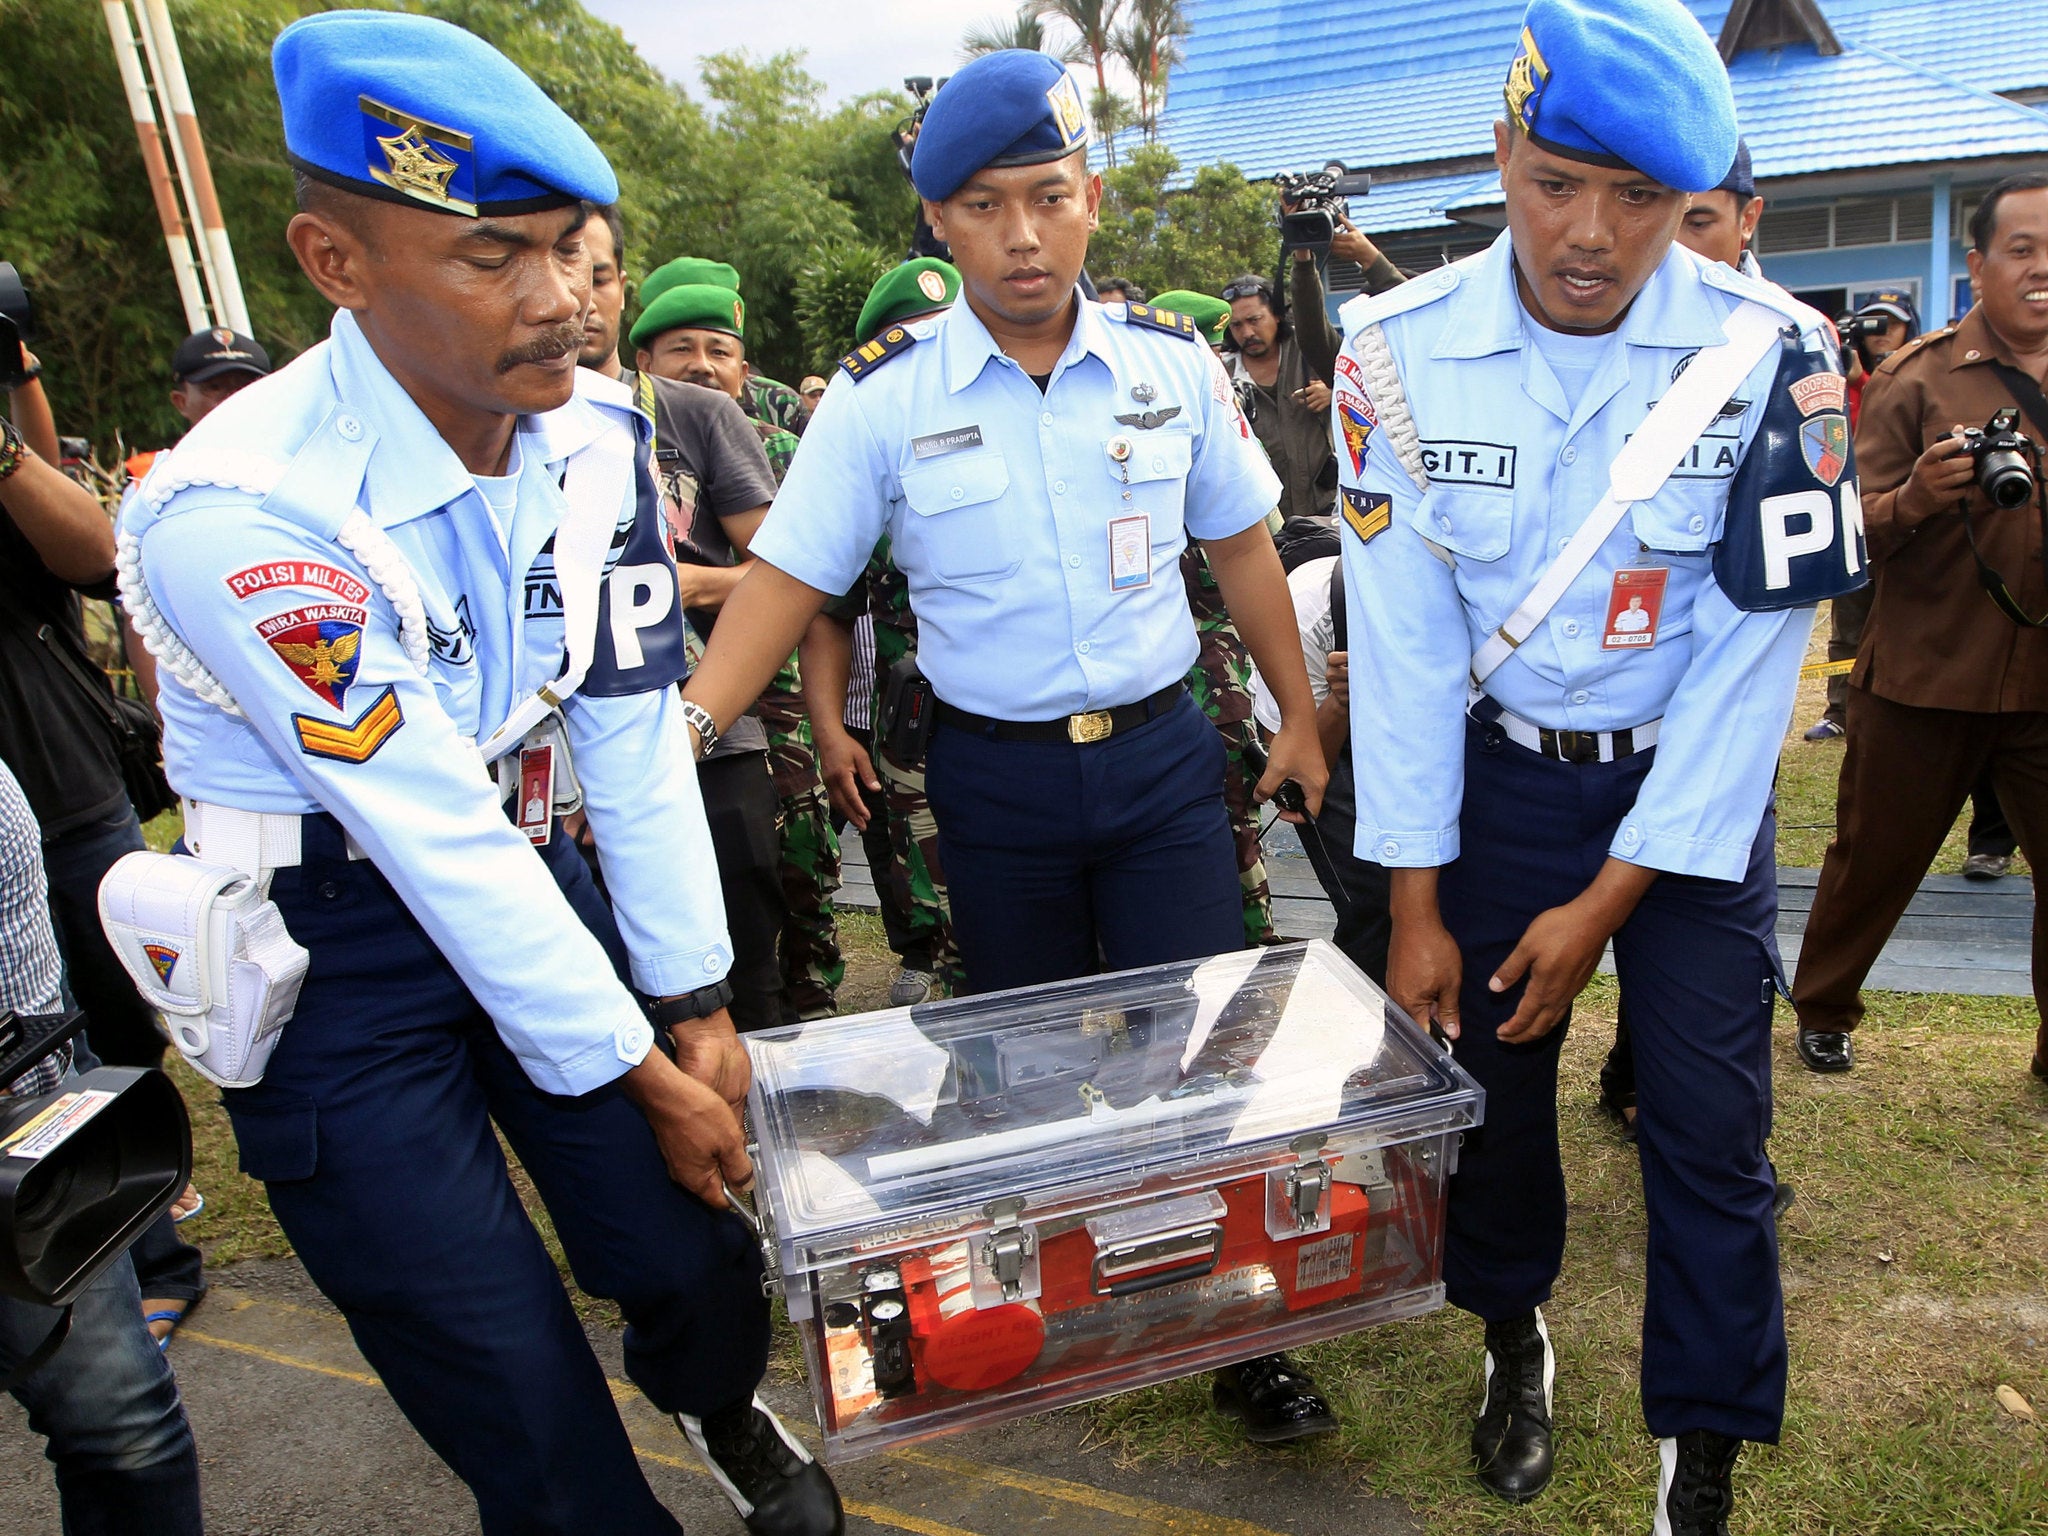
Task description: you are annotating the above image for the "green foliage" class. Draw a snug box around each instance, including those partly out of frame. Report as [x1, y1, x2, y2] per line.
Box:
[0, 0, 920, 451]
[1090, 144, 1278, 299]
[793, 242, 894, 373]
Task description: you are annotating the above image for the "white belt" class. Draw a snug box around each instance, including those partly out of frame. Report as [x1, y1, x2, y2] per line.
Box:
[1471, 701, 1661, 764]
[182, 799, 368, 877]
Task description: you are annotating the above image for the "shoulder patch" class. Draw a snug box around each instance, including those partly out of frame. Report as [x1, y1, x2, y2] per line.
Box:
[1121, 302, 1201, 342]
[840, 325, 919, 381]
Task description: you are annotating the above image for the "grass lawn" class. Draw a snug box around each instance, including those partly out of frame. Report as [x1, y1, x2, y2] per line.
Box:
[158, 614, 2046, 1531]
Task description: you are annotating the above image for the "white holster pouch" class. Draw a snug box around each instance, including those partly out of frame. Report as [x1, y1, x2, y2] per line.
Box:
[97, 850, 310, 1088]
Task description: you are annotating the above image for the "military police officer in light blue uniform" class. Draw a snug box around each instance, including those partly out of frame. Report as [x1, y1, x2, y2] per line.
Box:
[682, 49, 1343, 1444]
[1337, 2, 1865, 1530]
[117, 13, 842, 1535]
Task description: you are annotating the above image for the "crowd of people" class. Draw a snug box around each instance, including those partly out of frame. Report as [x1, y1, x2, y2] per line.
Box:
[1, 1, 2044, 1534]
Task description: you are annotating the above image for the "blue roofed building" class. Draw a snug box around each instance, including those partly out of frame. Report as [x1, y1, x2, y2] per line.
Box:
[1144, 0, 2048, 327]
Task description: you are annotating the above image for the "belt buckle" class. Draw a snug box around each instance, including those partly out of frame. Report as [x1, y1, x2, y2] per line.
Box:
[1068, 709, 1114, 744]
[1556, 730, 1601, 764]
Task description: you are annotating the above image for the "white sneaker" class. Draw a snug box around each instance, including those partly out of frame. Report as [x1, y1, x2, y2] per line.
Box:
[888, 967, 936, 1006]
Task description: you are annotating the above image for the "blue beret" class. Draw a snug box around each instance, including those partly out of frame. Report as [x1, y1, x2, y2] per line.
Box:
[273, 10, 617, 217]
[1715, 138, 1756, 200]
[911, 50, 1090, 203]
[1503, 0, 1737, 194]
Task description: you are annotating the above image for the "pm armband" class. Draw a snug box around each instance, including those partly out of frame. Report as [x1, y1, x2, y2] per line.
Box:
[1714, 338, 1868, 612]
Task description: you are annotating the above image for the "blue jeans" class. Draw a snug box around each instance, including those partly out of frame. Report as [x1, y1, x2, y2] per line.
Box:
[0, 1247, 203, 1535]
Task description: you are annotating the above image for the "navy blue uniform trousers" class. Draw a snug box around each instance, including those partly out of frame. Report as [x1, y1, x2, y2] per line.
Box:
[925, 690, 1245, 993]
[1438, 718, 1787, 1444]
[220, 815, 768, 1536]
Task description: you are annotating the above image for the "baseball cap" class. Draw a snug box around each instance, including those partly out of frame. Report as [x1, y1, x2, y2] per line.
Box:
[171, 328, 272, 384]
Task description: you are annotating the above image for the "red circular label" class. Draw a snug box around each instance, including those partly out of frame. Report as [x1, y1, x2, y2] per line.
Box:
[919, 1304, 1045, 1392]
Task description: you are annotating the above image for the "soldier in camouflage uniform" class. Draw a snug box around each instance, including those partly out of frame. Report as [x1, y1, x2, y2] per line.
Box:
[635, 273, 844, 1020]
[1181, 544, 1279, 947]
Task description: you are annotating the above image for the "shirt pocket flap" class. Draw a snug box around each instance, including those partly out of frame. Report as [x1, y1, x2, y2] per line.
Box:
[902, 452, 1011, 515]
[1121, 429, 1194, 484]
[1628, 488, 1717, 553]
[1407, 485, 1513, 562]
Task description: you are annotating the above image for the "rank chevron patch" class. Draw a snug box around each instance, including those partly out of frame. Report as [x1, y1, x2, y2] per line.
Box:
[293, 686, 404, 764]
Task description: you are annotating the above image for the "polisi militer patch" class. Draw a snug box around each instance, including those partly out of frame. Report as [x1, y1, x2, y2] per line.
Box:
[1121, 303, 1200, 341]
[1340, 487, 1392, 545]
[294, 685, 403, 764]
[841, 326, 918, 381]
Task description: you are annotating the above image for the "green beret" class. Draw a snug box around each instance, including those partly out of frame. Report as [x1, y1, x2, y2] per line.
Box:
[630, 283, 746, 350]
[641, 256, 741, 308]
[1148, 289, 1230, 345]
[855, 259, 961, 346]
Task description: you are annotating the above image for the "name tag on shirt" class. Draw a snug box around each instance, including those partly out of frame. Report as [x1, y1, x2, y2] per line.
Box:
[1108, 514, 1151, 591]
[1602, 567, 1668, 650]
[911, 426, 984, 460]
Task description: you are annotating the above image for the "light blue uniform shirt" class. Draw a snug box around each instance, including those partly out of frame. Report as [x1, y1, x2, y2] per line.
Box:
[124, 312, 731, 1096]
[748, 293, 1282, 719]
[1338, 235, 1824, 882]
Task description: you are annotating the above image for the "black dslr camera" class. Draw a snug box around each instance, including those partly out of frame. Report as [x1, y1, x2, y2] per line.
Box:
[1273, 164, 1372, 257]
[0, 263, 36, 390]
[0, 1008, 191, 1307]
[1956, 408, 2041, 512]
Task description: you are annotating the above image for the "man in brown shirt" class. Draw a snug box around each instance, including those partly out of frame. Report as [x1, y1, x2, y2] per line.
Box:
[1792, 173, 2048, 1079]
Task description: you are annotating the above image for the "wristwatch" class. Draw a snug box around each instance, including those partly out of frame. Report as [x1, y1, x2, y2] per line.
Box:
[678, 698, 719, 760]
[646, 979, 734, 1028]
[0, 416, 26, 482]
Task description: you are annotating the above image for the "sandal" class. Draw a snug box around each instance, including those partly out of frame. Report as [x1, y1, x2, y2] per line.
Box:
[142, 1290, 205, 1351]
[170, 1185, 204, 1223]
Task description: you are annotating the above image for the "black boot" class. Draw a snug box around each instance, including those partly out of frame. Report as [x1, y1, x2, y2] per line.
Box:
[677, 1396, 845, 1536]
[1212, 1353, 1338, 1444]
[1795, 1027, 1853, 1073]
[1471, 1309, 1554, 1503]
[1655, 1430, 1742, 1536]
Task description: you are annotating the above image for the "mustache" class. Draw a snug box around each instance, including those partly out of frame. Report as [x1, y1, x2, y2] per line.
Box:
[496, 322, 583, 374]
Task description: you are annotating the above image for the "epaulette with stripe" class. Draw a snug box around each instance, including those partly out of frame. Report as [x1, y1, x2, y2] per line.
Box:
[839, 324, 919, 381]
[1119, 302, 1201, 341]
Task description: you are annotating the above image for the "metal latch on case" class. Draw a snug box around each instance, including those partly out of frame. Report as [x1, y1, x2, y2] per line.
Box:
[1267, 1132, 1334, 1239]
[976, 1197, 1041, 1305]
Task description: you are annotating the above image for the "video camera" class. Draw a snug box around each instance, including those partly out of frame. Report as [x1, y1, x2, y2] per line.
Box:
[1274, 164, 1373, 257]
[894, 76, 950, 183]
[0, 262, 36, 390]
[0, 1007, 191, 1307]
[1956, 407, 2042, 512]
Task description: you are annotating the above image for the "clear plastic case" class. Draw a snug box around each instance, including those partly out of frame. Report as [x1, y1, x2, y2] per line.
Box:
[741, 939, 1484, 1461]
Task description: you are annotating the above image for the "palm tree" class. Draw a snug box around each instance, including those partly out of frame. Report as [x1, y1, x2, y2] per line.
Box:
[960, 6, 1076, 59]
[1114, 0, 1190, 139]
[1027, 0, 1126, 97]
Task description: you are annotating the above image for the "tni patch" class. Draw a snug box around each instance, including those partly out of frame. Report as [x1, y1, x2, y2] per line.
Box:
[1341, 487, 1392, 545]
[142, 943, 179, 986]
[1338, 397, 1375, 477]
[256, 606, 367, 709]
[294, 686, 404, 765]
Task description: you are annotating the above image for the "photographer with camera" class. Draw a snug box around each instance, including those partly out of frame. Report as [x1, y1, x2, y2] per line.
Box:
[1224, 191, 1406, 526]
[1793, 173, 2048, 1079]
[0, 757, 203, 1534]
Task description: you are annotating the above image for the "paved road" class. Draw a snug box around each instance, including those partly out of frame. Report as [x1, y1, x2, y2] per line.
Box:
[0, 1256, 1422, 1536]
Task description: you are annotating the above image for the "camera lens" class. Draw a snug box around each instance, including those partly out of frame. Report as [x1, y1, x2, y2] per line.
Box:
[1981, 452, 2034, 510]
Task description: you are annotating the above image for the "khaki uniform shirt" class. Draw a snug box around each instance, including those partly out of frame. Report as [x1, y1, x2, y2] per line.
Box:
[1852, 305, 2048, 713]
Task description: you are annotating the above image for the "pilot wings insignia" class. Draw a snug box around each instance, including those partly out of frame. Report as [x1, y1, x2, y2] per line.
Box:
[1112, 406, 1183, 431]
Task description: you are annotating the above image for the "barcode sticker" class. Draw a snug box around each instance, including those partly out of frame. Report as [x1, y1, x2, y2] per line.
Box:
[1294, 1231, 1357, 1292]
